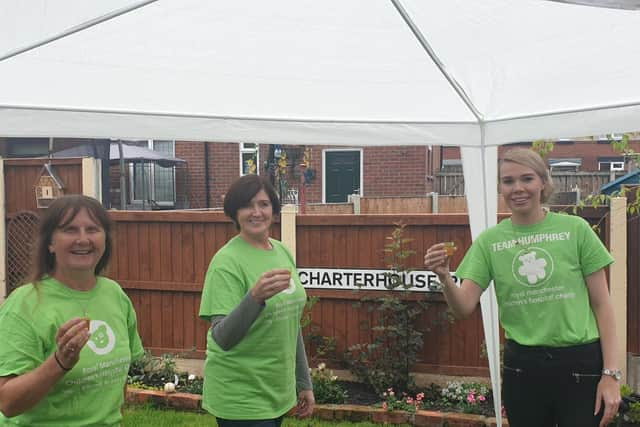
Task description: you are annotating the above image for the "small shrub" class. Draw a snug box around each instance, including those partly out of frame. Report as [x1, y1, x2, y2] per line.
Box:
[439, 381, 492, 414]
[380, 388, 425, 413]
[345, 222, 450, 395]
[618, 383, 640, 425]
[128, 351, 203, 395]
[311, 363, 347, 404]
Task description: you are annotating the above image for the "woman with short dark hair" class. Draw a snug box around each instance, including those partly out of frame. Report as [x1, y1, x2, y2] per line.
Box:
[199, 174, 314, 426]
[0, 195, 144, 426]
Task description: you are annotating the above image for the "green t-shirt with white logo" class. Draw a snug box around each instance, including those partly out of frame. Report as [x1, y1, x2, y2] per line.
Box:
[0, 276, 144, 427]
[199, 236, 307, 420]
[456, 212, 613, 347]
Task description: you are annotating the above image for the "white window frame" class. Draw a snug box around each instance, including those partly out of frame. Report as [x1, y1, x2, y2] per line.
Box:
[322, 148, 364, 204]
[240, 143, 259, 175]
[610, 161, 626, 171]
[128, 139, 176, 207]
[598, 160, 625, 171]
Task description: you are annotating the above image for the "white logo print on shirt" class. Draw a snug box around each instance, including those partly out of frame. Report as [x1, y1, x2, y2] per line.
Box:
[511, 247, 554, 287]
[86, 320, 116, 355]
[517, 251, 547, 284]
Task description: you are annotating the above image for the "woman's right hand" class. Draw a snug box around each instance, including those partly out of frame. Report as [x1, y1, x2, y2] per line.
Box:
[424, 243, 451, 278]
[250, 269, 292, 305]
[55, 318, 91, 371]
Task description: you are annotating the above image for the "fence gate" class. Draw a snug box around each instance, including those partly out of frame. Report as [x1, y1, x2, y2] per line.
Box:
[6, 211, 39, 296]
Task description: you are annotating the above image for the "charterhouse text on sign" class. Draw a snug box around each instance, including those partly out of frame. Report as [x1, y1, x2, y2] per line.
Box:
[298, 268, 460, 292]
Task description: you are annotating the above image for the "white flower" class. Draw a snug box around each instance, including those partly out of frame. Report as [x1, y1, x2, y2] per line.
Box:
[317, 363, 326, 371]
[188, 374, 196, 381]
[164, 382, 176, 393]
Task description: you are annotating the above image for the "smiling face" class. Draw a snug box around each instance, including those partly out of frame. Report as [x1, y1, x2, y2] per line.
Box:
[236, 189, 274, 243]
[499, 160, 545, 219]
[49, 208, 106, 276]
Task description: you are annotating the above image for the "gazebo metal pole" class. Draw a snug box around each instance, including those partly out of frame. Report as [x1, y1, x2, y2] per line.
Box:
[118, 140, 126, 210]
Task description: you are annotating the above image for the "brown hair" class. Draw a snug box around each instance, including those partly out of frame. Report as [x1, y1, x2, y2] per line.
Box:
[223, 175, 281, 230]
[500, 148, 555, 203]
[29, 194, 113, 282]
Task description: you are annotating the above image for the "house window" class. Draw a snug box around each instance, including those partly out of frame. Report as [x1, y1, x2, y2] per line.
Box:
[240, 143, 259, 175]
[6, 138, 49, 158]
[549, 158, 582, 171]
[129, 140, 176, 206]
[598, 157, 626, 171]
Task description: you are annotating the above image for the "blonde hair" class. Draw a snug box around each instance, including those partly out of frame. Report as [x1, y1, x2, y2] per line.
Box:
[500, 148, 555, 203]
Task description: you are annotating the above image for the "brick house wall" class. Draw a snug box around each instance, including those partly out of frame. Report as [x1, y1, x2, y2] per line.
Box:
[176, 142, 441, 208]
[442, 140, 640, 171]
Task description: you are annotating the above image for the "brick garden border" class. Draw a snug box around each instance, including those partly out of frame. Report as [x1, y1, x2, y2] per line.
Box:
[126, 387, 508, 426]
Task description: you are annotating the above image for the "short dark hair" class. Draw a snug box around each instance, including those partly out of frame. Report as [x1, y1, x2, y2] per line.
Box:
[29, 195, 113, 282]
[223, 175, 281, 230]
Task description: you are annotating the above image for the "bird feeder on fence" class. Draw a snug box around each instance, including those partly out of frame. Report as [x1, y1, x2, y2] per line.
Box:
[34, 163, 65, 208]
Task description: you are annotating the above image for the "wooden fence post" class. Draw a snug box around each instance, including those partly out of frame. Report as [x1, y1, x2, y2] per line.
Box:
[0, 158, 5, 302]
[81, 157, 101, 200]
[610, 197, 628, 382]
[280, 204, 298, 261]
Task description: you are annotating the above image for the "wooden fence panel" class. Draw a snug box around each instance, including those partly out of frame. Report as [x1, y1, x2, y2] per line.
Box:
[626, 191, 640, 355]
[109, 211, 237, 357]
[4, 158, 83, 214]
[101, 208, 629, 375]
[295, 215, 489, 375]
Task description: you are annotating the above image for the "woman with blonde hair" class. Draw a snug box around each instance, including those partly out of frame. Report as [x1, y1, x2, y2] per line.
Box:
[424, 148, 620, 427]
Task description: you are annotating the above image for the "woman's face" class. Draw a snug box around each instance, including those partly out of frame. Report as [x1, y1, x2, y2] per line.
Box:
[49, 208, 106, 275]
[499, 161, 545, 215]
[237, 189, 273, 241]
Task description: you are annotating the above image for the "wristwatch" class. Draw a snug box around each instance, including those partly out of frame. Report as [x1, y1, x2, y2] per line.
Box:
[601, 368, 622, 381]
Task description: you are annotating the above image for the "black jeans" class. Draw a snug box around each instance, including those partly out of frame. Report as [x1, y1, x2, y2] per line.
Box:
[502, 339, 603, 427]
[215, 416, 284, 427]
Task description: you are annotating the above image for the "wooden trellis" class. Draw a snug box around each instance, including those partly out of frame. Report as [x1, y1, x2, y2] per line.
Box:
[6, 211, 39, 295]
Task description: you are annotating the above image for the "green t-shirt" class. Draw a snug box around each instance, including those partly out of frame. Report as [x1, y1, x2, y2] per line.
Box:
[0, 276, 144, 427]
[456, 212, 613, 347]
[199, 236, 307, 419]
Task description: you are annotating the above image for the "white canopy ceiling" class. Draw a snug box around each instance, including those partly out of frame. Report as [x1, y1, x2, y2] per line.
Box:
[1, 0, 640, 145]
[2, 1, 639, 421]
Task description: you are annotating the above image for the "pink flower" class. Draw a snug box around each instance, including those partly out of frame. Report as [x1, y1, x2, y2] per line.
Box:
[406, 397, 414, 404]
[467, 393, 476, 404]
[382, 402, 388, 411]
[478, 395, 486, 402]
[416, 392, 425, 401]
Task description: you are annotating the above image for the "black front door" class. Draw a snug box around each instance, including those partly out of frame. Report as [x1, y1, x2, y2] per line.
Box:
[325, 151, 360, 203]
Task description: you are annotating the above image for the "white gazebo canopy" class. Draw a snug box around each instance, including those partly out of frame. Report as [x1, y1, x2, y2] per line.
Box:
[2, 1, 640, 422]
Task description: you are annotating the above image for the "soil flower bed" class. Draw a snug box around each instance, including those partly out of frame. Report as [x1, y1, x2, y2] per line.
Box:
[125, 387, 508, 426]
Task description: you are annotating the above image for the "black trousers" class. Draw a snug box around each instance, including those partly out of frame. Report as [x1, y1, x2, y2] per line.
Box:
[502, 339, 603, 427]
[216, 417, 283, 427]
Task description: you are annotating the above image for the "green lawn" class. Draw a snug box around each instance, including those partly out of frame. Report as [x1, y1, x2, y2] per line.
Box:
[122, 405, 411, 427]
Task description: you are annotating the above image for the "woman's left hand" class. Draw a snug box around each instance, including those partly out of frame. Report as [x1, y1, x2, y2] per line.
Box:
[295, 389, 315, 418]
[595, 376, 621, 427]
[55, 318, 91, 371]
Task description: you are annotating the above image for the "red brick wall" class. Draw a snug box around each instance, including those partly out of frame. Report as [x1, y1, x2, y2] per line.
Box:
[176, 140, 640, 209]
[363, 146, 428, 197]
[442, 140, 640, 172]
[175, 141, 206, 208]
[175, 143, 437, 206]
